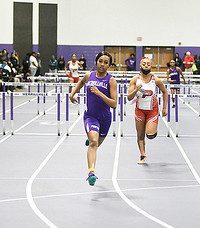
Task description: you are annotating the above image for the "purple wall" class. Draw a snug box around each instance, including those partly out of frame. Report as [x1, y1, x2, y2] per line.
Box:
[136, 46, 143, 71]
[175, 46, 200, 59]
[32, 44, 39, 53]
[2, 43, 200, 71]
[0, 44, 13, 54]
[57, 45, 104, 70]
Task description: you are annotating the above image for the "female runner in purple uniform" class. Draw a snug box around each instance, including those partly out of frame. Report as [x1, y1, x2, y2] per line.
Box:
[70, 51, 117, 186]
[167, 59, 186, 108]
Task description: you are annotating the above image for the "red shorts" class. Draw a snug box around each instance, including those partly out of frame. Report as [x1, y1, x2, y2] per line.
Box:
[68, 73, 79, 83]
[135, 104, 159, 124]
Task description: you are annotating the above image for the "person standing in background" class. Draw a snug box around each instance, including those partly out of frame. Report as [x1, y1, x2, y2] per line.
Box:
[174, 53, 183, 69]
[35, 53, 42, 76]
[183, 51, 194, 72]
[29, 52, 38, 81]
[79, 54, 87, 70]
[167, 59, 186, 108]
[57, 55, 65, 71]
[125, 53, 136, 71]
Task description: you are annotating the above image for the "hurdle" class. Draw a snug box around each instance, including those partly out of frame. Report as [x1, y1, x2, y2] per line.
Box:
[66, 94, 69, 136]
[120, 93, 124, 137]
[167, 94, 171, 137]
[112, 107, 117, 137]
[10, 92, 14, 135]
[2, 91, 6, 135]
[57, 93, 61, 136]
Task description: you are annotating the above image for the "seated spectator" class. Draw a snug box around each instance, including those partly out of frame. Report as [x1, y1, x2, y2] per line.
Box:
[0, 60, 12, 91]
[0, 60, 11, 82]
[22, 53, 31, 77]
[57, 55, 65, 71]
[49, 55, 58, 74]
[10, 52, 20, 73]
[1, 49, 9, 62]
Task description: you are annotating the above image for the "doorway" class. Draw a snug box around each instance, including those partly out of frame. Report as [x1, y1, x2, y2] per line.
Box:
[143, 47, 174, 72]
[104, 46, 136, 71]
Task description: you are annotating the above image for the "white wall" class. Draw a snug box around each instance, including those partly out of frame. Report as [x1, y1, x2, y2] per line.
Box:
[1, 0, 200, 46]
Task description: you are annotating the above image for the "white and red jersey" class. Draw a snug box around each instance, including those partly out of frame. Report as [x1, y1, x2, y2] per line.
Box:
[136, 75, 157, 110]
[69, 61, 79, 78]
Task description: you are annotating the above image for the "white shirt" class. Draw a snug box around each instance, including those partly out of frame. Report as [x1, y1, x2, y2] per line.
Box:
[29, 55, 38, 69]
[136, 75, 157, 110]
[69, 61, 79, 78]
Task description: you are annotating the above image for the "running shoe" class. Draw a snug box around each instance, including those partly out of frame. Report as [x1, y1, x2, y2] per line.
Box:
[137, 155, 147, 164]
[85, 139, 89, 146]
[86, 172, 98, 186]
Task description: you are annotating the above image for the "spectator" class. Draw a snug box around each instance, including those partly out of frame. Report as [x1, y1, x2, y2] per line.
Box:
[10, 52, 20, 73]
[195, 56, 200, 75]
[22, 53, 31, 79]
[1, 49, 9, 62]
[57, 55, 65, 71]
[35, 52, 42, 76]
[79, 54, 87, 70]
[174, 53, 183, 69]
[0, 60, 12, 91]
[29, 52, 38, 81]
[125, 53, 136, 71]
[49, 55, 58, 74]
[183, 51, 194, 72]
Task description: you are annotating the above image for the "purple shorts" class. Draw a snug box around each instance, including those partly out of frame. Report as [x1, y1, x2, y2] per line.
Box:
[83, 112, 111, 137]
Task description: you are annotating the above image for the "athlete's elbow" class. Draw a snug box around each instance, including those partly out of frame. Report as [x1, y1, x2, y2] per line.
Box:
[111, 101, 117, 109]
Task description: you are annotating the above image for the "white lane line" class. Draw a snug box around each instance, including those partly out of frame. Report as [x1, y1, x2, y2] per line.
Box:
[0, 99, 59, 145]
[162, 117, 200, 184]
[112, 122, 174, 228]
[2, 184, 199, 204]
[0, 177, 196, 182]
[0, 97, 36, 116]
[26, 114, 83, 228]
[179, 97, 199, 115]
[14, 133, 58, 136]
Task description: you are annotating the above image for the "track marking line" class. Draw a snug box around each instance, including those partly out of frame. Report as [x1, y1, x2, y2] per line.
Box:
[1, 184, 199, 204]
[162, 117, 200, 184]
[112, 122, 174, 228]
[26, 114, 83, 228]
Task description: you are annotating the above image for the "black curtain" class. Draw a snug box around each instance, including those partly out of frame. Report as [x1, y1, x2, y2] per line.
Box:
[13, 2, 33, 64]
[39, 3, 57, 74]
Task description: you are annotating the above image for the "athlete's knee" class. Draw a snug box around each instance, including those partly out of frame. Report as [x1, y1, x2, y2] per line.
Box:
[146, 132, 157, 139]
[89, 139, 98, 148]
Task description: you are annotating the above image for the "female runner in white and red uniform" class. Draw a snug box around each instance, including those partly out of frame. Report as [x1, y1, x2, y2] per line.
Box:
[65, 54, 82, 92]
[128, 57, 168, 164]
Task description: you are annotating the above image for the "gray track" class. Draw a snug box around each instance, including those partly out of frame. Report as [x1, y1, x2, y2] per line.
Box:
[0, 88, 200, 228]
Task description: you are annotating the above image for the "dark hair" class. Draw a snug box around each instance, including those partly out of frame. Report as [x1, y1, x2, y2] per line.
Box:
[71, 53, 77, 58]
[95, 51, 112, 66]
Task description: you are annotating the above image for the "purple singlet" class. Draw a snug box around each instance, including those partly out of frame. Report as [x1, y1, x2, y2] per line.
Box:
[83, 71, 112, 137]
